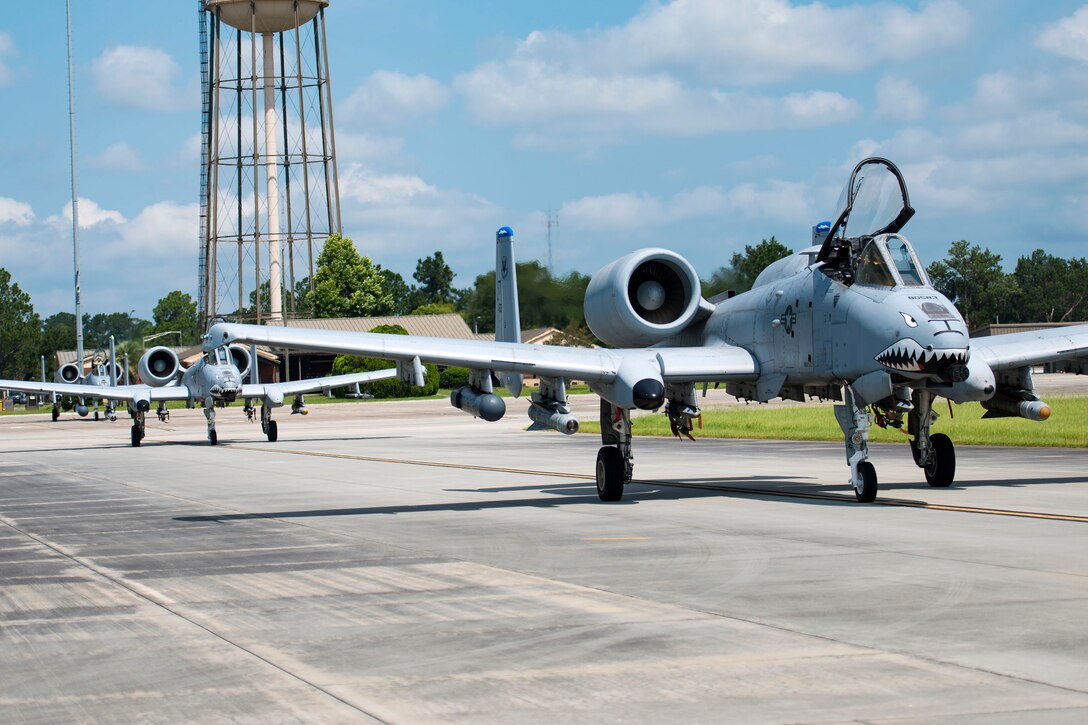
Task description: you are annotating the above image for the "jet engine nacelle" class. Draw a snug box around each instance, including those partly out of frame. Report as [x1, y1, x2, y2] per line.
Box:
[227, 345, 251, 380]
[584, 248, 704, 347]
[138, 346, 181, 386]
[56, 362, 82, 384]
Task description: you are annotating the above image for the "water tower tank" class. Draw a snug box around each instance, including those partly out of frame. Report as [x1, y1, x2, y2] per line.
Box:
[205, 0, 328, 33]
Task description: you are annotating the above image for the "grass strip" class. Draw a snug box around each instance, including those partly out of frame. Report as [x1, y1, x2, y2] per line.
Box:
[579, 395, 1088, 448]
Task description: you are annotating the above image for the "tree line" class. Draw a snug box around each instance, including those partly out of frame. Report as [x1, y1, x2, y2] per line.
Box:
[4, 234, 1084, 380]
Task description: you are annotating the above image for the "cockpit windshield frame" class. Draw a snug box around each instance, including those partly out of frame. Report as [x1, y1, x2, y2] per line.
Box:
[817, 157, 915, 264]
[854, 235, 929, 289]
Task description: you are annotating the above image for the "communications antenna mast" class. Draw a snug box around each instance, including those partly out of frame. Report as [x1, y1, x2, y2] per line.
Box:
[545, 209, 558, 273]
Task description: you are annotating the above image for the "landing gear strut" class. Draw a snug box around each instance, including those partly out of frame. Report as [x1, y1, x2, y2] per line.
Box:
[130, 409, 146, 448]
[908, 391, 955, 486]
[835, 385, 877, 502]
[203, 399, 218, 445]
[51, 404, 59, 422]
[260, 404, 278, 442]
[156, 402, 169, 423]
[596, 400, 633, 501]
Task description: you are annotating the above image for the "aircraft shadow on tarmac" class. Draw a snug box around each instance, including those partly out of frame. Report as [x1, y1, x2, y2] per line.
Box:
[174, 477, 904, 524]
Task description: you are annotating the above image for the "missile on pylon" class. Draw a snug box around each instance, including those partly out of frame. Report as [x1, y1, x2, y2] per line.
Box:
[450, 386, 506, 422]
[527, 402, 579, 435]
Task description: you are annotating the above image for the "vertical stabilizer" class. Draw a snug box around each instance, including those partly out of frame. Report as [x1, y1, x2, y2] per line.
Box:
[495, 226, 523, 397]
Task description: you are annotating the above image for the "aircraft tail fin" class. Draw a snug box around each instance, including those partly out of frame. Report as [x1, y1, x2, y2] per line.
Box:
[495, 226, 523, 397]
[108, 336, 118, 387]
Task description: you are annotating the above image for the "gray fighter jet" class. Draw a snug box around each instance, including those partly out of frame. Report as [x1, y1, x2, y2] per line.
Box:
[1, 341, 396, 447]
[203, 158, 1088, 502]
[46, 342, 128, 422]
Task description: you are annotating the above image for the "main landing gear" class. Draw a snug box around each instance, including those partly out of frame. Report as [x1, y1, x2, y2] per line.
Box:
[51, 404, 60, 422]
[596, 400, 633, 501]
[908, 391, 956, 487]
[260, 404, 278, 443]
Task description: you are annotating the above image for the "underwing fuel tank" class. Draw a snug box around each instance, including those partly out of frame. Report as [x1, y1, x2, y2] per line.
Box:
[527, 403, 579, 435]
[450, 386, 506, 422]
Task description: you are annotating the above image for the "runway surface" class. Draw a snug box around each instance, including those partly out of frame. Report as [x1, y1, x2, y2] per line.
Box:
[2, 396, 1087, 723]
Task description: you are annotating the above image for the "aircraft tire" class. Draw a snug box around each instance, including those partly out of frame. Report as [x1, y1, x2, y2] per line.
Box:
[130, 425, 141, 448]
[596, 446, 624, 502]
[855, 461, 878, 503]
[209, 430, 218, 446]
[925, 433, 955, 487]
[267, 420, 278, 443]
[94, 411, 99, 421]
[51, 407, 59, 422]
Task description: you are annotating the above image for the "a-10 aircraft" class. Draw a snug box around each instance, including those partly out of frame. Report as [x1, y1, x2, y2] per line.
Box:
[46, 342, 128, 421]
[203, 158, 1088, 502]
[1, 339, 396, 447]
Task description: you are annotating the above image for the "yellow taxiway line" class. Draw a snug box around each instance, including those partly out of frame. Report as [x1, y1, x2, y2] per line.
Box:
[225, 444, 1088, 523]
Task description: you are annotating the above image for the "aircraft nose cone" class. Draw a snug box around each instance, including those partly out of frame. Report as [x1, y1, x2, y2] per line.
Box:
[632, 378, 665, 410]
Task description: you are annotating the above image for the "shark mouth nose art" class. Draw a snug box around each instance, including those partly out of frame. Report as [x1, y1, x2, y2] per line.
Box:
[875, 339, 968, 373]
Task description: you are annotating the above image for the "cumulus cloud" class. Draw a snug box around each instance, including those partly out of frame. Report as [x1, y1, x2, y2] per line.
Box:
[89, 142, 143, 171]
[874, 75, 927, 121]
[91, 45, 197, 111]
[336, 163, 502, 270]
[340, 71, 450, 125]
[111, 201, 198, 258]
[483, 0, 969, 86]
[457, 60, 859, 144]
[0, 197, 33, 226]
[0, 32, 15, 85]
[561, 180, 811, 231]
[1037, 6, 1088, 63]
[47, 198, 126, 229]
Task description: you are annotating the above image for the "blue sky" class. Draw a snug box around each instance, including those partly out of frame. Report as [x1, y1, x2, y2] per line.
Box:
[2, 0, 1088, 319]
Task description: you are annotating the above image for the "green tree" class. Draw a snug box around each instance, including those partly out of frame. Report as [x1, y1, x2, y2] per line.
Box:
[84, 311, 152, 348]
[413, 251, 458, 306]
[927, 240, 1018, 328]
[376, 267, 414, 315]
[458, 261, 590, 334]
[40, 312, 78, 375]
[304, 234, 392, 318]
[1010, 250, 1088, 323]
[152, 291, 201, 345]
[0, 268, 42, 379]
[726, 236, 793, 293]
[410, 302, 458, 316]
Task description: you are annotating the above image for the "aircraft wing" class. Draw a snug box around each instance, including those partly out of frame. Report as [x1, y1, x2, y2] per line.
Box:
[972, 323, 1088, 371]
[240, 368, 398, 399]
[0, 379, 193, 403]
[205, 323, 759, 385]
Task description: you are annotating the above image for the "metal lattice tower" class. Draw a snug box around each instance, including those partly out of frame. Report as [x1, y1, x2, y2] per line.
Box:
[199, 0, 341, 327]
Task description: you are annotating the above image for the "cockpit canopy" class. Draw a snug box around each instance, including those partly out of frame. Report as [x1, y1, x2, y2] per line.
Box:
[855, 235, 929, 288]
[210, 347, 230, 366]
[817, 157, 920, 287]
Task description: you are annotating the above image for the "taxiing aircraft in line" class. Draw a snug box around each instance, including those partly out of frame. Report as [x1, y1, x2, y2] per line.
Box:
[1, 341, 396, 447]
[204, 158, 1088, 502]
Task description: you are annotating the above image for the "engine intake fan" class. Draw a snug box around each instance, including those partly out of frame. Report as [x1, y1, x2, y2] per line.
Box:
[585, 248, 704, 347]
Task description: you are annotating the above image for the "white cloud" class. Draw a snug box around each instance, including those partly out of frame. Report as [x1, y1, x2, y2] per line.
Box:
[874, 75, 927, 121]
[1037, 6, 1088, 63]
[335, 132, 405, 163]
[336, 163, 502, 269]
[457, 60, 859, 144]
[0, 197, 33, 226]
[340, 71, 450, 125]
[496, 0, 970, 86]
[91, 45, 196, 112]
[0, 32, 15, 85]
[47, 198, 126, 229]
[89, 142, 143, 171]
[112, 201, 198, 258]
[561, 180, 811, 231]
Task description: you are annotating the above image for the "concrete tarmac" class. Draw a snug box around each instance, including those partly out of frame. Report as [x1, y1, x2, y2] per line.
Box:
[1, 396, 1087, 723]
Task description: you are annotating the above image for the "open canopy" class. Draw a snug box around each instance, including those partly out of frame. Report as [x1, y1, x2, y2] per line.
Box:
[818, 158, 914, 262]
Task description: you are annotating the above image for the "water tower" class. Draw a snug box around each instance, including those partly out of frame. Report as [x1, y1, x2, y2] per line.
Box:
[198, 0, 342, 327]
